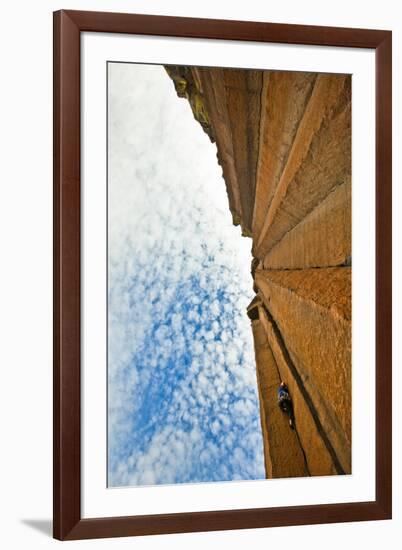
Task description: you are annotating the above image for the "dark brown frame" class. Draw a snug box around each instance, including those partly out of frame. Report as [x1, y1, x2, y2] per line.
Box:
[53, 9, 392, 540]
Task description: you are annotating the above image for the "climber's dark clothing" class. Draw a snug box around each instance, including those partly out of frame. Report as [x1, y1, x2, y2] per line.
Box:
[278, 384, 295, 428]
[279, 398, 292, 414]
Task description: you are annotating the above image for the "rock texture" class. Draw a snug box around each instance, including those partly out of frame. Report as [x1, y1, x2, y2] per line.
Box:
[257, 304, 339, 476]
[249, 301, 309, 478]
[254, 74, 351, 259]
[253, 71, 317, 244]
[263, 178, 351, 269]
[256, 268, 351, 473]
[166, 66, 352, 478]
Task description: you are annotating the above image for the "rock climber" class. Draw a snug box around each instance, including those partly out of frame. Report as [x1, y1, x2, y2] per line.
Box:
[278, 381, 295, 429]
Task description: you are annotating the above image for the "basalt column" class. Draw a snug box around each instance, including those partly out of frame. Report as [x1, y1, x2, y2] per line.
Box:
[166, 66, 352, 478]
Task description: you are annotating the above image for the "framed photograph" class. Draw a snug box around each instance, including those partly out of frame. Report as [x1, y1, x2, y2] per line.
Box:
[53, 10, 392, 540]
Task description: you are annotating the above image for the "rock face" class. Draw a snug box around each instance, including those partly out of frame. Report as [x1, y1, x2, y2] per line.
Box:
[165, 66, 352, 477]
[250, 304, 310, 478]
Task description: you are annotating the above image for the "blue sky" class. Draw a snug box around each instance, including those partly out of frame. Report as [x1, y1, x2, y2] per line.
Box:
[108, 62, 264, 487]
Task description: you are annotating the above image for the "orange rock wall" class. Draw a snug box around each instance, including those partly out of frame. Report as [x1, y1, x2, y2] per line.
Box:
[256, 268, 351, 473]
[257, 304, 339, 476]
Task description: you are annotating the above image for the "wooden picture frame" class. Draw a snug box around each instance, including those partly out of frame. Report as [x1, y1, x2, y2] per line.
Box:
[53, 9, 392, 540]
